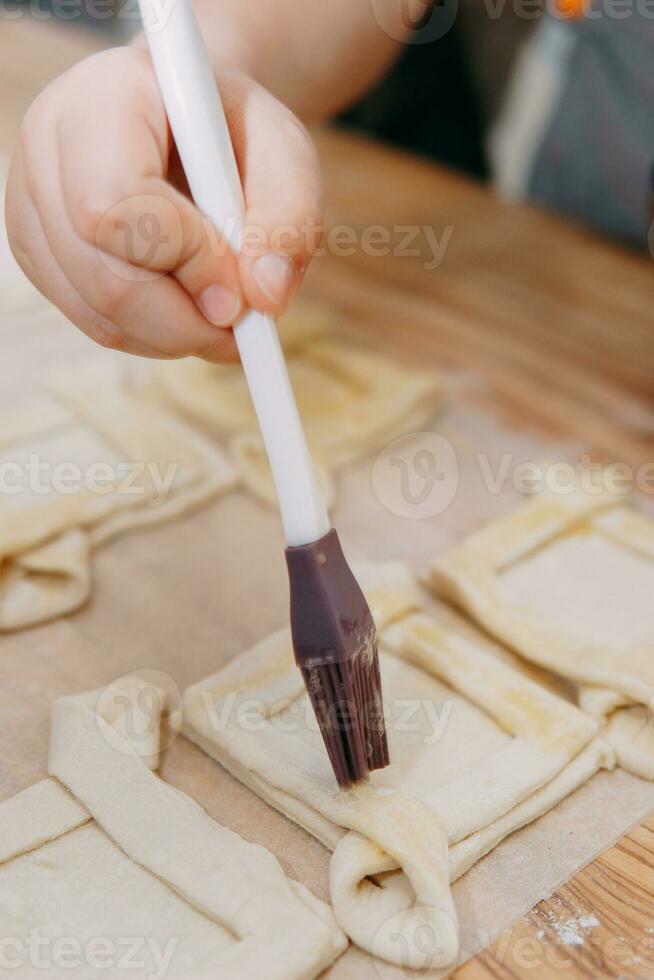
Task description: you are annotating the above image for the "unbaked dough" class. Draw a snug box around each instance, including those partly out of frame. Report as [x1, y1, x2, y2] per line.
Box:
[0, 678, 346, 979]
[182, 562, 612, 971]
[431, 480, 654, 780]
[0, 366, 236, 631]
[155, 302, 442, 509]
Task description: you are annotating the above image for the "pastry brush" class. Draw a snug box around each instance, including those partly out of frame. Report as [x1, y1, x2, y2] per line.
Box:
[138, 0, 389, 787]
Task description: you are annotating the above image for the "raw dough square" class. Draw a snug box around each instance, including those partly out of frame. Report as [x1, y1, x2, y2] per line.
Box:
[155, 303, 442, 509]
[431, 482, 654, 780]
[182, 563, 612, 973]
[0, 368, 236, 631]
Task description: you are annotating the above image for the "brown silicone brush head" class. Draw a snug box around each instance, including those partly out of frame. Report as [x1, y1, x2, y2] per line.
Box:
[285, 529, 390, 788]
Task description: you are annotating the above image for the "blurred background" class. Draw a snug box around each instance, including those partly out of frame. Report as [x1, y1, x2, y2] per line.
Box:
[339, 2, 533, 181]
[3, 0, 653, 251]
[1, 1, 531, 181]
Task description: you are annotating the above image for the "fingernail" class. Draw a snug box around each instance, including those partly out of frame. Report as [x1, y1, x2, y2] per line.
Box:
[197, 284, 241, 326]
[252, 252, 295, 306]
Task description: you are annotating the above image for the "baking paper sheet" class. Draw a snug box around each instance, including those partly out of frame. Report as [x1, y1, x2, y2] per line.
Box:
[1, 304, 653, 976]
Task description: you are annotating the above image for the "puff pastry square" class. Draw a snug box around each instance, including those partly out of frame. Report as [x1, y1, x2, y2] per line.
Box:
[155, 303, 442, 510]
[432, 481, 654, 780]
[0, 680, 346, 980]
[0, 368, 236, 631]
[182, 563, 612, 973]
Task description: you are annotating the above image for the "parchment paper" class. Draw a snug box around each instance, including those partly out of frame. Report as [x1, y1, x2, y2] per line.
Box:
[1, 301, 653, 977]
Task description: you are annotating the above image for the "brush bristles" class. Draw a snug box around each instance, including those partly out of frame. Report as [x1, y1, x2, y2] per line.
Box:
[356, 648, 389, 772]
[286, 528, 390, 789]
[302, 639, 389, 788]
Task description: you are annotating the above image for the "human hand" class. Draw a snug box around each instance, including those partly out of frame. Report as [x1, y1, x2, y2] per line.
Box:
[5, 46, 323, 361]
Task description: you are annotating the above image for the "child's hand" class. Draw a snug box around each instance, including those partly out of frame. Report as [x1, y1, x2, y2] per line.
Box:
[5, 47, 323, 361]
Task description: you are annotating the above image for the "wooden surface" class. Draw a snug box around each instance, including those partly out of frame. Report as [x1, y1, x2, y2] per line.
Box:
[2, 16, 654, 980]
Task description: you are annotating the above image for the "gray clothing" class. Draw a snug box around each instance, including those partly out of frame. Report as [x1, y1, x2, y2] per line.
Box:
[530, 9, 654, 247]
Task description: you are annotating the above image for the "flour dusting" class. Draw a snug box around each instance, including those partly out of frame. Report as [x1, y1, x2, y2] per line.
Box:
[541, 906, 601, 947]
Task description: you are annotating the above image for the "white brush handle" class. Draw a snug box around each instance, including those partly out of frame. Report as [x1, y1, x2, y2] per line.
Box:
[138, 0, 329, 547]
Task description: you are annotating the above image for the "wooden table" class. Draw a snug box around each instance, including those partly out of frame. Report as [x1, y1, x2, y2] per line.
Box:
[1, 16, 654, 980]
